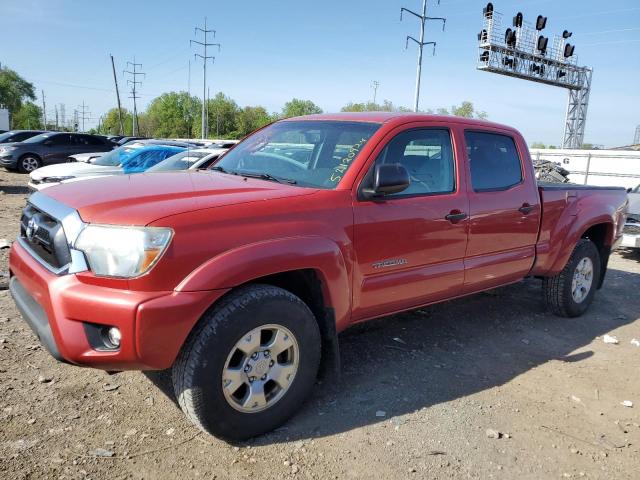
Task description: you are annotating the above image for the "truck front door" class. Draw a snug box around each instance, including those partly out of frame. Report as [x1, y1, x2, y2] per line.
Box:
[352, 125, 469, 322]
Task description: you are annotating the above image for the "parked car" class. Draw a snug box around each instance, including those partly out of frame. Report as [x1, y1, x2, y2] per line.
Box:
[117, 136, 148, 146]
[621, 184, 640, 249]
[28, 144, 186, 190]
[145, 147, 230, 172]
[9, 113, 628, 441]
[66, 139, 200, 166]
[0, 130, 47, 144]
[0, 132, 113, 173]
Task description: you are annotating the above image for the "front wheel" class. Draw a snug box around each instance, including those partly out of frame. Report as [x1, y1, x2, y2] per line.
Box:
[172, 285, 321, 441]
[17, 155, 42, 173]
[543, 239, 601, 317]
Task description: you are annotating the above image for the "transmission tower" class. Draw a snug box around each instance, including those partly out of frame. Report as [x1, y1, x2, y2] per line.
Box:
[371, 80, 380, 104]
[634, 125, 640, 145]
[401, 0, 446, 112]
[59, 104, 66, 129]
[77, 101, 90, 133]
[191, 17, 220, 139]
[124, 59, 145, 135]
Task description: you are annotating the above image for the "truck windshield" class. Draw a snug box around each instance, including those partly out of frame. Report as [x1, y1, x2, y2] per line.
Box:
[213, 121, 380, 188]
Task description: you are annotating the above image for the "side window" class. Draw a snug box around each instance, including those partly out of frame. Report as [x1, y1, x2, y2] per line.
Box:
[80, 135, 106, 146]
[13, 132, 32, 141]
[50, 134, 71, 146]
[465, 131, 522, 191]
[374, 128, 455, 196]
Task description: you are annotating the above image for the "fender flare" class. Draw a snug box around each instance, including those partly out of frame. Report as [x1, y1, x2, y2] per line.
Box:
[176, 236, 351, 330]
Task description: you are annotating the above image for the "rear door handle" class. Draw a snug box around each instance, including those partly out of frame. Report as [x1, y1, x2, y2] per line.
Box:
[445, 211, 468, 223]
[519, 203, 534, 215]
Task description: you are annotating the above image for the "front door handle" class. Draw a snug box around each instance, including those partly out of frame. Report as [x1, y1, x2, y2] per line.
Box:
[518, 203, 534, 215]
[445, 211, 468, 223]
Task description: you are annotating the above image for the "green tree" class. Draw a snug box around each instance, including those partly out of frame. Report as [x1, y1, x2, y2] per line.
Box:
[281, 98, 323, 118]
[100, 107, 133, 135]
[203, 92, 239, 138]
[11, 101, 42, 129]
[530, 142, 546, 149]
[145, 91, 201, 138]
[235, 106, 273, 137]
[0, 66, 36, 121]
[341, 100, 409, 112]
[431, 101, 487, 119]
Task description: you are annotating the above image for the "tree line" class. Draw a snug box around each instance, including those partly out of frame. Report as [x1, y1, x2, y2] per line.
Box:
[1, 64, 487, 138]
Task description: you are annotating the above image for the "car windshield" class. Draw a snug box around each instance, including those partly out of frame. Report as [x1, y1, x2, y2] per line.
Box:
[146, 150, 211, 172]
[213, 120, 380, 188]
[22, 133, 53, 144]
[632, 185, 640, 194]
[0, 132, 16, 142]
[92, 143, 144, 166]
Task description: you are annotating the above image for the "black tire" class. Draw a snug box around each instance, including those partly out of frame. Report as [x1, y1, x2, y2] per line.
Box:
[17, 154, 42, 173]
[543, 239, 601, 317]
[172, 284, 321, 441]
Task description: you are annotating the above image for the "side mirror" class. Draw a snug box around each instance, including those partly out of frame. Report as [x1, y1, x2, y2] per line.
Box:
[361, 164, 410, 200]
[627, 187, 633, 193]
[43, 140, 53, 146]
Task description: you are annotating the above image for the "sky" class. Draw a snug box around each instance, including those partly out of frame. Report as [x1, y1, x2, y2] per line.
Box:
[1, 0, 639, 147]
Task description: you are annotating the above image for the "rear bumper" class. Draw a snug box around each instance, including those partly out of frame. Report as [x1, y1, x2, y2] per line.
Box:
[9, 241, 228, 370]
[620, 233, 640, 249]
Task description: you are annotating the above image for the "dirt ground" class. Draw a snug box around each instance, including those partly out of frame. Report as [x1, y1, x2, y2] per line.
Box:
[0, 168, 638, 480]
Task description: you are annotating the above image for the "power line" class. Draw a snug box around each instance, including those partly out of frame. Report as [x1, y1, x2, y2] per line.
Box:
[124, 59, 145, 136]
[401, 0, 446, 112]
[191, 17, 220, 139]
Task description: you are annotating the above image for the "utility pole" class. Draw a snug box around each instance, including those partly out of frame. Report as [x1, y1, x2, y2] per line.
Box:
[124, 59, 145, 136]
[191, 17, 220, 139]
[371, 80, 380, 105]
[41, 90, 46, 129]
[77, 101, 90, 133]
[55, 105, 59, 130]
[110, 55, 125, 135]
[401, 0, 446, 112]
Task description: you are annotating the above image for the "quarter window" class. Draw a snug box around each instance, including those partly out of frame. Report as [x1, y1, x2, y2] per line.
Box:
[373, 128, 455, 196]
[465, 131, 522, 191]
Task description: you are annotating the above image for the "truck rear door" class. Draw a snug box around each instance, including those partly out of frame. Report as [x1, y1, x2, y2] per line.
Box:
[462, 129, 540, 292]
[351, 124, 469, 321]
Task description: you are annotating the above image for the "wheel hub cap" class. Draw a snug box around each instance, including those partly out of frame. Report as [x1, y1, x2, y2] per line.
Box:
[222, 324, 299, 413]
[571, 257, 594, 303]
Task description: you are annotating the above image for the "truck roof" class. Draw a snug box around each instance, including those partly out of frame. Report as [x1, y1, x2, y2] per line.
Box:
[284, 112, 517, 132]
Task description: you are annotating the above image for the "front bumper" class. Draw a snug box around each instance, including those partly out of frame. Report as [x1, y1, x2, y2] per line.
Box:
[9, 241, 228, 370]
[0, 154, 17, 168]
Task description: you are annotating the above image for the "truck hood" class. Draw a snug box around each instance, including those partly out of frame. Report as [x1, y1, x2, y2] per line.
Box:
[31, 162, 122, 180]
[42, 170, 316, 225]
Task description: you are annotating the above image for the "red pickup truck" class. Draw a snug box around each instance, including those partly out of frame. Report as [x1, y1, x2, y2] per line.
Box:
[9, 113, 627, 440]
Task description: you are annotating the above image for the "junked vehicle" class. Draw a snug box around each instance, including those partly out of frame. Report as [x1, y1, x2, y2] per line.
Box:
[145, 148, 230, 173]
[8, 113, 628, 441]
[28, 144, 185, 190]
[0, 132, 113, 173]
[0, 130, 47, 144]
[621, 184, 640, 250]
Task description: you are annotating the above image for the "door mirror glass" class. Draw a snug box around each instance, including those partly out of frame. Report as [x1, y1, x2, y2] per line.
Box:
[362, 164, 410, 199]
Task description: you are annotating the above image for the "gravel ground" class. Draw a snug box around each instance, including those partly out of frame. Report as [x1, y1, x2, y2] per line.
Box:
[1, 169, 639, 479]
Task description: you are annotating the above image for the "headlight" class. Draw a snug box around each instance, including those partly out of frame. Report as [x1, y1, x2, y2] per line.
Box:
[75, 225, 173, 278]
[41, 176, 75, 183]
[0, 146, 16, 153]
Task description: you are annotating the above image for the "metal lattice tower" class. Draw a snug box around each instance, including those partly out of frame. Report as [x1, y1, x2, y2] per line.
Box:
[124, 59, 145, 136]
[191, 17, 220, 139]
[634, 125, 640, 145]
[477, 4, 592, 149]
[401, 0, 446, 112]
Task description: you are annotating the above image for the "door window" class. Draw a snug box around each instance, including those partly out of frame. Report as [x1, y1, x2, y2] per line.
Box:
[49, 134, 72, 146]
[372, 128, 455, 197]
[77, 135, 106, 146]
[465, 131, 522, 191]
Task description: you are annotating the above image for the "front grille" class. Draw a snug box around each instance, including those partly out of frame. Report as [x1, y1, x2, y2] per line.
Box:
[20, 204, 72, 270]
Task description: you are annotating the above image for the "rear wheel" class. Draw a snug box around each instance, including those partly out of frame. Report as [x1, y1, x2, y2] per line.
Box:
[543, 239, 601, 317]
[172, 284, 321, 441]
[17, 155, 42, 173]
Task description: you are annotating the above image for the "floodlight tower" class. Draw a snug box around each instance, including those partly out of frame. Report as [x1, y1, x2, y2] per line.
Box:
[477, 3, 592, 149]
[401, 0, 446, 112]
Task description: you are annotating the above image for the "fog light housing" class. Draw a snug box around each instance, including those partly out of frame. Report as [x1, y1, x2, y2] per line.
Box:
[107, 327, 121, 348]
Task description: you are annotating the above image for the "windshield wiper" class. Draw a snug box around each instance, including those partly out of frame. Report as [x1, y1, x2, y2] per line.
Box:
[210, 165, 230, 174]
[237, 171, 297, 185]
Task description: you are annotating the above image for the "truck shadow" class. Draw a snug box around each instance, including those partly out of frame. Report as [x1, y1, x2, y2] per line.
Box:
[144, 267, 639, 445]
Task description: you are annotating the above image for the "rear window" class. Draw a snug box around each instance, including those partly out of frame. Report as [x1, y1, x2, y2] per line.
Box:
[465, 131, 522, 191]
